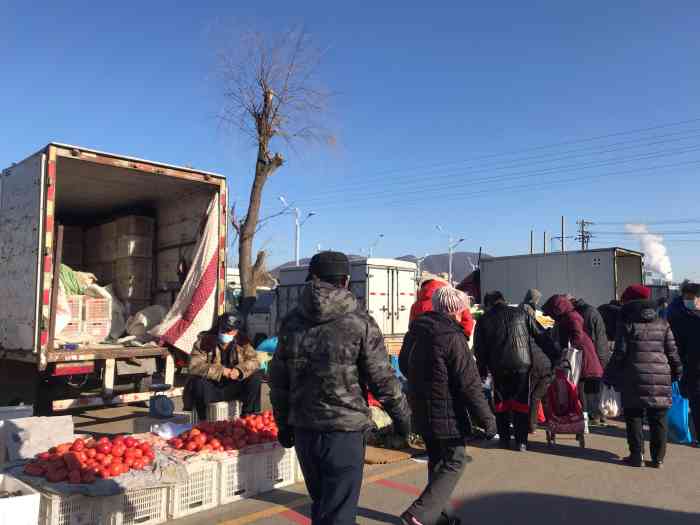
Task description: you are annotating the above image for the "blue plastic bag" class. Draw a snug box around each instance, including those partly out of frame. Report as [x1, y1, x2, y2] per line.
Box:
[668, 381, 692, 444]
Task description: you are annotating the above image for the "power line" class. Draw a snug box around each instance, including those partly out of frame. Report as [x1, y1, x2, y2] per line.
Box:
[300, 144, 700, 209]
[302, 158, 700, 213]
[302, 127, 700, 202]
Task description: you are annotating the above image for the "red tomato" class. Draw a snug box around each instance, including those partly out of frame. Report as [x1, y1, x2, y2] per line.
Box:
[56, 444, 71, 455]
[109, 464, 122, 477]
[194, 435, 207, 447]
[101, 455, 113, 467]
[112, 444, 126, 458]
[209, 438, 221, 449]
[124, 457, 135, 468]
[71, 439, 85, 452]
[68, 470, 82, 484]
[185, 441, 198, 452]
[85, 448, 97, 459]
[124, 437, 137, 448]
[189, 428, 201, 437]
[37, 452, 51, 461]
[96, 443, 112, 455]
[172, 438, 183, 450]
[112, 435, 125, 445]
[95, 453, 105, 462]
[132, 448, 143, 459]
[133, 459, 145, 470]
[97, 437, 110, 445]
[139, 443, 152, 454]
[98, 468, 111, 479]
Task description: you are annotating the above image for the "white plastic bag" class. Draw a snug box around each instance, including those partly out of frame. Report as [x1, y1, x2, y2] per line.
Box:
[600, 385, 621, 418]
[562, 346, 582, 385]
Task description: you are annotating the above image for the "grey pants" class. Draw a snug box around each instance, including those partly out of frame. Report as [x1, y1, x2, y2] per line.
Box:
[407, 437, 467, 524]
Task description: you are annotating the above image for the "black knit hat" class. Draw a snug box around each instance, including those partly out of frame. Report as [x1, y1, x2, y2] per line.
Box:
[308, 251, 350, 279]
[218, 313, 242, 332]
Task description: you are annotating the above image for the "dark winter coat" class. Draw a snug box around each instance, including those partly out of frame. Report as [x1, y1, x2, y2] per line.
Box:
[399, 311, 496, 440]
[598, 303, 621, 342]
[519, 303, 553, 382]
[606, 300, 683, 409]
[573, 299, 611, 368]
[474, 303, 557, 378]
[269, 280, 410, 434]
[542, 295, 603, 380]
[667, 296, 700, 397]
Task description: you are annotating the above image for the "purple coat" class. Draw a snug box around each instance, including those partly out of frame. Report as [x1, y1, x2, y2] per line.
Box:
[543, 295, 603, 379]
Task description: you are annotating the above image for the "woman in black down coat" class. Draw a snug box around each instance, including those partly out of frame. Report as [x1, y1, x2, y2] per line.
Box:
[605, 285, 683, 468]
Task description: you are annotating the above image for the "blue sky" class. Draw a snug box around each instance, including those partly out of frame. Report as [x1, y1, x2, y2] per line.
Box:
[2, 2, 699, 281]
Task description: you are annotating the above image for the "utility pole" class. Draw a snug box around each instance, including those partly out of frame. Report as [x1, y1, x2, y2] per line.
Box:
[576, 219, 594, 250]
[543, 231, 547, 254]
[551, 216, 573, 252]
[436, 225, 464, 285]
[279, 196, 317, 266]
[530, 230, 534, 255]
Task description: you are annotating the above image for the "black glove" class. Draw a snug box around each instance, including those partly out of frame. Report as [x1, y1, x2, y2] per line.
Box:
[278, 427, 295, 449]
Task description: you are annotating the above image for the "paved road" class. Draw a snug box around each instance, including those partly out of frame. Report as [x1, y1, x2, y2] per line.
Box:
[72, 407, 698, 524]
[173, 423, 699, 525]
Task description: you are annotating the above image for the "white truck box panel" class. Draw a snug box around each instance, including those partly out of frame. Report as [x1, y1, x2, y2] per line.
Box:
[0, 153, 44, 351]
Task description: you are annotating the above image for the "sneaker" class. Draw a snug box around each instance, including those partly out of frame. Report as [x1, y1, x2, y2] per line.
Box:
[650, 460, 664, 469]
[513, 443, 527, 452]
[623, 454, 643, 467]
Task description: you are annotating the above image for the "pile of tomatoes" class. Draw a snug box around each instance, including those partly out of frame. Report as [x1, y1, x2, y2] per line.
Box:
[23, 436, 155, 484]
[168, 411, 279, 453]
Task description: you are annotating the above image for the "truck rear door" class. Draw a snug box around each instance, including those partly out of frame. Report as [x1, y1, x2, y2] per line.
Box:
[0, 151, 46, 354]
[393, 267, 416, 335]
[366, 266, 392, 334]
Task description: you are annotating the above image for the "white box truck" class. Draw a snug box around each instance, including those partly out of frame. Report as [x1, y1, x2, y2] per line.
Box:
[0, 143, 228, 414]
[276, 258, 418, 354]
[480, 247, 644, 308]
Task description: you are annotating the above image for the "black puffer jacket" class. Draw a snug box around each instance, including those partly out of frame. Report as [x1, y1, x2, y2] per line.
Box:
[573, 299, 611, 368]
[519, 303, 552, 382]
[607, 300, 683, 409]
[667, 296, 700, 397]
[269, 281, 410, 434]
[474, 303, 557, 377]
[399, 311, 495, 440]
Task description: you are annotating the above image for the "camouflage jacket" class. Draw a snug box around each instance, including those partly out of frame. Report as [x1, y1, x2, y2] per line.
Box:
[269, 280, 410, 434]
[189, 332, 259, 382]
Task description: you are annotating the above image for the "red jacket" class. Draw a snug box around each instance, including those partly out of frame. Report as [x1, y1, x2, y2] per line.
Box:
[410, 280, 447, 322]
[543, 295, 603, 379]
[460, 309, 475, 338]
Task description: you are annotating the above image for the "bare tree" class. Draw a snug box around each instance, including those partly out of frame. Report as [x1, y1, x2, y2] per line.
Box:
[221, 27, 331, 302]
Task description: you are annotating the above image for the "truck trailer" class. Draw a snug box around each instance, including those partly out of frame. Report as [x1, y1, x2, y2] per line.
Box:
[276, 258, 418, 354]
[480, 247, 644, 308]
[0, 144, 227, 414]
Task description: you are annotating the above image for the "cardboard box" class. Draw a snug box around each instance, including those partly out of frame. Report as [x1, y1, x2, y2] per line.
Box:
[115, 258, 153, 300]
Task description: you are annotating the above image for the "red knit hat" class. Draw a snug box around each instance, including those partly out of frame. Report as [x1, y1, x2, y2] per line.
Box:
[622, 285, 651, 303]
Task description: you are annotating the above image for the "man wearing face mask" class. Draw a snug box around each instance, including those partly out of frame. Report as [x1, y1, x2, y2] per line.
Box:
[186, 313, 262, 421]
[668, 281, 700, 447]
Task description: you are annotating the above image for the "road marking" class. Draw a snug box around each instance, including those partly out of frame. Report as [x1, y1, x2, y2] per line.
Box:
[217, 462, 422, 524]
[373, 478, 422, 496]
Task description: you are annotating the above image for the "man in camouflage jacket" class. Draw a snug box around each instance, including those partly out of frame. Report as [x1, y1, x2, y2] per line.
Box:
[185, 313, 262, 420]
[270, 251, 410, 525]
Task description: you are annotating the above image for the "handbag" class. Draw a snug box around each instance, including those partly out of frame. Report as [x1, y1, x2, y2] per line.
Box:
[668, 381, 692, 444]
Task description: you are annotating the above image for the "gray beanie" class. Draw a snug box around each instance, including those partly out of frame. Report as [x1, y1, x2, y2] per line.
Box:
[524, 288, 542, 306]
[432, 286, 470, 314]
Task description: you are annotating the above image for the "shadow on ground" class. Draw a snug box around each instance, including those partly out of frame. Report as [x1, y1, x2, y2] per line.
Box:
[454, 492, 699, 525]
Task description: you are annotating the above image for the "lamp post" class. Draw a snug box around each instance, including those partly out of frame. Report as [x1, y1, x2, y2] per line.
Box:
[279, 196, 316, 266]
[436, 225, 465, 285]
[368, 234, 385, 258]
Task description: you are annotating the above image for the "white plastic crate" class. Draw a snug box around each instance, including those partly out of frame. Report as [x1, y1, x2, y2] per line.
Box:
[206, 401, 241, 422]
[167, 460, 219, 519]
[0, 474, 40, 525]
[39, 492, 105, 525]
[84, 321, 110, 343]
[67, 295, 84, 322]
[218, 453, 257, 505]
[255, 445, 297, 494]
[106, 486, 168, 525]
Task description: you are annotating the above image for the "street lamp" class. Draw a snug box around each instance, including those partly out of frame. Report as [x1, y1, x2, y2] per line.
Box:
[368, 234, 385, 258]
[279, 196, 317, 266]
[436, 225, 465, 285]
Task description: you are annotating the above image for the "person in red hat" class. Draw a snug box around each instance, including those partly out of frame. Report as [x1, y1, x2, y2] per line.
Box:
[604, 285, 683, 467]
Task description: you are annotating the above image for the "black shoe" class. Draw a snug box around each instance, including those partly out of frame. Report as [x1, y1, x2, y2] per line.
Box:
[623, 454, 643, 467]
[650, 460, 664, 469]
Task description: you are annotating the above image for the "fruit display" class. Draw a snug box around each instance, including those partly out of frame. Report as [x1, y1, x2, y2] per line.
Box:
[22, 435, 155, 484]
[167, 411, 279, 452]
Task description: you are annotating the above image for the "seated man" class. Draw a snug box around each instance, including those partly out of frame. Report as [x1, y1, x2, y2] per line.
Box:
[186, 313, 262, 420]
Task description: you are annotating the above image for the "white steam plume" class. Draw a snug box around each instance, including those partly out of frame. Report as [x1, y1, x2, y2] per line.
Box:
[625, 224, 673, 281]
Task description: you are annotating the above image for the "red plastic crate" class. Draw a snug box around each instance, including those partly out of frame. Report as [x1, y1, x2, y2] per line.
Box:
[67, 295, 83, 323]
[84, 321, 110, 343]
